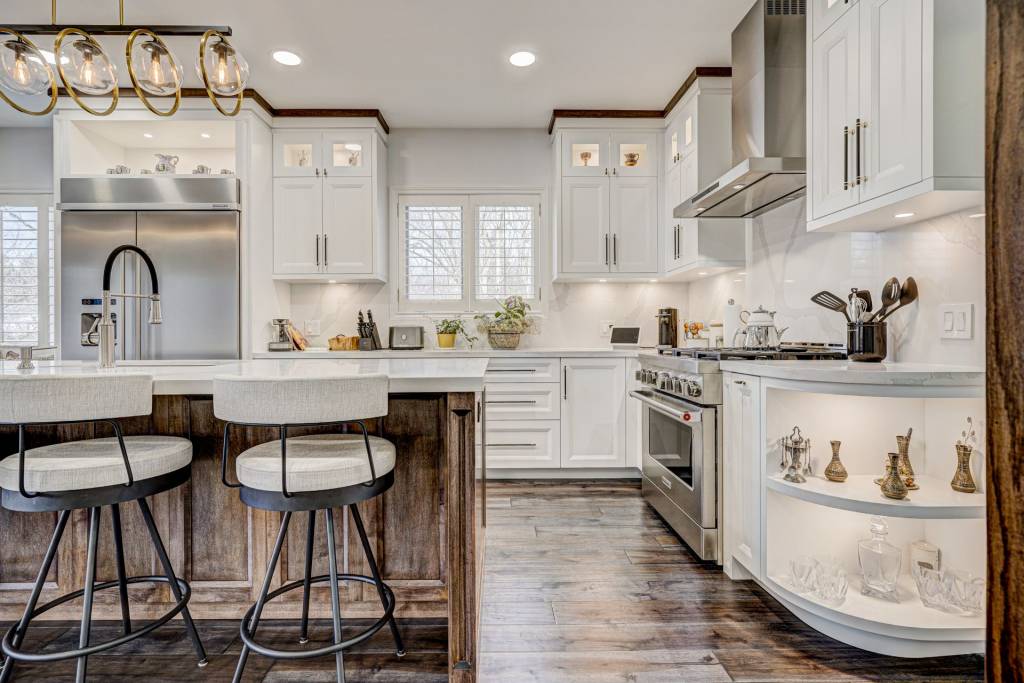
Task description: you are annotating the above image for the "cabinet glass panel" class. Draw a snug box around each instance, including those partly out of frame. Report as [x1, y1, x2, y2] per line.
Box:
[571, 143, 601, 169]
[684, 116, 693, 146]
[282, 144, 314, 170]
[670, 131, 679, 161]
[331, 141, 365, 170]
[618, 142, 649, 169]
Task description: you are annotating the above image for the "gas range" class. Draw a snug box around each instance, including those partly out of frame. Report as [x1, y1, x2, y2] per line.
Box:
[636, 343, 846, 406]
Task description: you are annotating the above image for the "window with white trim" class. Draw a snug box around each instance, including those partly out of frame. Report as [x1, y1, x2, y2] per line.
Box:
[398, 193, 540, 312]
[0, 195, 55, 346]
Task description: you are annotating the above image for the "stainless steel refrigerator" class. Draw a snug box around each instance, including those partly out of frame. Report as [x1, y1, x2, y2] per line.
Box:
[58, 176, 241, 361]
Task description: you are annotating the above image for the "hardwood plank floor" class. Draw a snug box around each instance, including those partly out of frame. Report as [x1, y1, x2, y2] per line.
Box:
[478, 480, 984, 683]
[2, 481, 984, 681]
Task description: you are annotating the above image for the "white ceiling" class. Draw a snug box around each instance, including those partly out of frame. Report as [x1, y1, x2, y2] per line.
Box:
[2, 0, 753, 128]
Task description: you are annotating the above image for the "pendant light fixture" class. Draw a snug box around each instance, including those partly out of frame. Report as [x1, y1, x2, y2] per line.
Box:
[198, 30, 248, 117]
[55, 28, 118, 115]
[126, 29, 181, 116]
[2, 0, 244, 118]
[0, 29, 57, 115]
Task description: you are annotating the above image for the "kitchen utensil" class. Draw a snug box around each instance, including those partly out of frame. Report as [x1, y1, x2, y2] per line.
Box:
[357, 311, 367, 340]
[810, 291, 851, 322]
[367, 309, 382, 349]
[873, 277, 901, 321]
[878, 276, 919, 322]
[853, 288, 873, 313]
[781, 426, 810, 483]
[847, 321, 887, 362]
[736, 306, 789, 349]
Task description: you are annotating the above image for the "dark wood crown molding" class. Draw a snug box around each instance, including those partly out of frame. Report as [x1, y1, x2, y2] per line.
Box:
[547, 65, 732, 134]
[53, 87, 390, 134]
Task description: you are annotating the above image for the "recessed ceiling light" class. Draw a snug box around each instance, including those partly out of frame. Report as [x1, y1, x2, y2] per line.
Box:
[328, 280, 337, 284]
[272, 50, 302, 66]
[738, 272, 747, 276]
[733, 278, 743, 283]
[143, 133, 154, 139]
[509, 51, 536, 67]
[698, 271, 708, 276]
[201, 132, 211, 139]
[894, 212, 915, 219]
[598, 279, 607, 283]
[648, 279, 658, 283]
[969, 212, 985, 219]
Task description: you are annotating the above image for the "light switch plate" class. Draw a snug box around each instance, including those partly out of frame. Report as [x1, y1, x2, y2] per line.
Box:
[600, 320, 614, 338]
[939, 304, 973, 340]
[305, 319, 321, 336]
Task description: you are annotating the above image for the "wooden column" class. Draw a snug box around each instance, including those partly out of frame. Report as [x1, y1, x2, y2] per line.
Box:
[986, 2, 1024, 680]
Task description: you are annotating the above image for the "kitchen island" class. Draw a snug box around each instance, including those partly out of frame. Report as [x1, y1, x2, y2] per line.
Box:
[0, 359, 487, 682]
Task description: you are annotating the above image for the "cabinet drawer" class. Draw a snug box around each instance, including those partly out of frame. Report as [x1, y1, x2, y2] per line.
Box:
[485, 420, 560, 469]
[484, 383, 560, 421]
[485, 357, 560, 383]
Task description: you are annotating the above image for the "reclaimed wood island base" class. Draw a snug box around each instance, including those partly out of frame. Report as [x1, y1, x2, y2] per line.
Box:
[0, 360, 485, 682]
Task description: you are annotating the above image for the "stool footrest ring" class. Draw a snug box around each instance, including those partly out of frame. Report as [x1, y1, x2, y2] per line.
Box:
[240, 573, 396, 660]
[1, 575, 192, 663]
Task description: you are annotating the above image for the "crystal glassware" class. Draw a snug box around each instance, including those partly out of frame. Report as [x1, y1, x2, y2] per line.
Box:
[910, 539, 941, 573]
[812, 556, 849, 607]
[789, 555, 817, 594]
[913, 565, 952, 611]
[858, 516, 902, 602]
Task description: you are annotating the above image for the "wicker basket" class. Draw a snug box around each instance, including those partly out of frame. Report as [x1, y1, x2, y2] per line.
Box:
[487, 331, 522, 350]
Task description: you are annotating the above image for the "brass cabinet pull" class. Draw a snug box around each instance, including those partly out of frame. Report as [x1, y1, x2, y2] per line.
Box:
[856, 119, 867, 185]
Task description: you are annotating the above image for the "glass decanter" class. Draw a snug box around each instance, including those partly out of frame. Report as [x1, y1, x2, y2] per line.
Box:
[857, 516, 902, 602]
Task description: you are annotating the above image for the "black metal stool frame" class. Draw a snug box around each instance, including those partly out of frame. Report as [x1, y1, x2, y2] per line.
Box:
[0, 418, 207, 683]
[221, 419, 406, 683]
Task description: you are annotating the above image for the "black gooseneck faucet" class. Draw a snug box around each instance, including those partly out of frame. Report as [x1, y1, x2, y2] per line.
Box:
[99, 244, 162, 368]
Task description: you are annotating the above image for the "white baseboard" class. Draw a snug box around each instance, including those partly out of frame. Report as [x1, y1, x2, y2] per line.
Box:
[482, 467, 641, 480]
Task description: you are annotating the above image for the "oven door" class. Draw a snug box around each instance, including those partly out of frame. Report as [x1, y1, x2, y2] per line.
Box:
[630, 389, 716, 528]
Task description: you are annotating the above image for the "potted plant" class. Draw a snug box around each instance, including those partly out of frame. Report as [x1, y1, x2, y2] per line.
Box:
[475, 296, 536, 350]
[435, 318, 476, 349]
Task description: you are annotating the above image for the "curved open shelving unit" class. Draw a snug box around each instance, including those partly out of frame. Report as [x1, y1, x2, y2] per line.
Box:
[764, 574, 983, 657]
[766, 474, 985, 519]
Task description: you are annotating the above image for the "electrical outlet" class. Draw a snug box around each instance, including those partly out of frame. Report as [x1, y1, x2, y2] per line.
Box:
[600, 320, 614, 338]
[304, 319, 321, 336]
[939, 304, 973, 340]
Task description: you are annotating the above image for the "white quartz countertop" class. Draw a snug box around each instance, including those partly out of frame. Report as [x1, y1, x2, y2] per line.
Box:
[0, 358, 490, 395]
[252, 346, 646, 359]
[719, 360, 984, 386]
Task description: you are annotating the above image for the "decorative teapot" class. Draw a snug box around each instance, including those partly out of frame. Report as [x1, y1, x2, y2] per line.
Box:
[733, 305, 789, 349]
[154, 154, 180, 174]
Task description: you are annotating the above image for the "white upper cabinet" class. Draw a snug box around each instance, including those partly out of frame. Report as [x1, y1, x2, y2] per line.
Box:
[810, 7, 861, 219]
[554, 127, 659, 279]
[560, 358, 626, 468]
[272, 127, 387, 281]
[807, 0, 984, 231]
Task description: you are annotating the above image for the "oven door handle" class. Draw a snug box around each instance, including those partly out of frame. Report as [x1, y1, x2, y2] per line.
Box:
[629, 390, 702, 423]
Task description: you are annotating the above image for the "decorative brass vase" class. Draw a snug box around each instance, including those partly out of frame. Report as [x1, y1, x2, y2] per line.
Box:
[895, 433, 919, 490]
[951, 444, 977, 493]
[880, 453, 909, 500]
[824, 440, 848, 482]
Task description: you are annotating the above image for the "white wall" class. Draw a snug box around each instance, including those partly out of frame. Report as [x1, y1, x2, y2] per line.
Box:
[289, 128, 691, 350]
[687, 199, 986, 365]
[0, 128, 52, 192]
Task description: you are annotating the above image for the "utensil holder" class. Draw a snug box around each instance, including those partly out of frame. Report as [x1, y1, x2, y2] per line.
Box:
[847, 321, 887, 362]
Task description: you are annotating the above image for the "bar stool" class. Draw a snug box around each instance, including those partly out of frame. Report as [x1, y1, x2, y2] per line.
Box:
[214, 373, 405, 683]
[0, 374, 207, 683]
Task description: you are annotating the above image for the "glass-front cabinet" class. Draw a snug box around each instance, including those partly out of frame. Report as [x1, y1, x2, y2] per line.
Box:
[561, 130, 658, 178]
[323, 130, 372, 176]
[273, 131, 372, 177]
[273, 131, 322, 177]
[561, 131, 609, 177]
[611, 132, 658, 177]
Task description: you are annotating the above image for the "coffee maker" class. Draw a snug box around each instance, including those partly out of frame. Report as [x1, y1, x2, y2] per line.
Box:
[655, 308, 679, 349]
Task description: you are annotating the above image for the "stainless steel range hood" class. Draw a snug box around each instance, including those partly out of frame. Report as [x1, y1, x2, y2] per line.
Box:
[676, 0, 806, 219]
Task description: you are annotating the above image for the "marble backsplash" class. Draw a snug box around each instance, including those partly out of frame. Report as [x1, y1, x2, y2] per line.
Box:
[687, 199, 986, 366]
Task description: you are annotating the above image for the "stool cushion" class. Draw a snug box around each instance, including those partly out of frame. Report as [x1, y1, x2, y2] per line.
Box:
[0, 436, 192, 493]
[236, 434, 396, 493]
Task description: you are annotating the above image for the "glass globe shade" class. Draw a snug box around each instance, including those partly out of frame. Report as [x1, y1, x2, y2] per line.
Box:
[129, 36, 181, 96]
[199, 36, 248, 96]
[0, 37, 51, 96]
[59, 37, 116, 96]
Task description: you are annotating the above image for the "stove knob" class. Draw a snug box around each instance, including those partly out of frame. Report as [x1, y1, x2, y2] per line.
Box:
[686, 380, 702, 397]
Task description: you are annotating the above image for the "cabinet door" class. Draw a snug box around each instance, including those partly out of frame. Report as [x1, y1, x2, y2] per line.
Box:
[323, 130, 373, 177]
[664, 117, 682, 171]
[611, 132, 658, 177]
[609, 176, 658, 274]
[812, 0, 858, 39]
[560, 177, 610, 273]
[858, 0, 923, 201]
[810, 7, 861, 219]
[322, 177, 373, 274]
[561, 131, 610, 177]
[665, 163, 683, 268]
[723, 374, 762, 579]
[273, 177, 323, 273]
[560, 359, 626, 468]
[273, 131, 323, 177]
